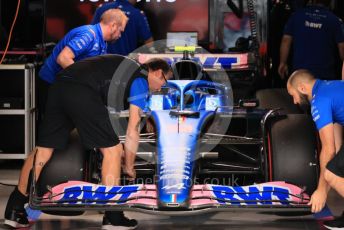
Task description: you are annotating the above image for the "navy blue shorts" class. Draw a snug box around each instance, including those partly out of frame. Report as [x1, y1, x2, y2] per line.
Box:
[326, 145, 344, 178]
[37, 80, 119, 150]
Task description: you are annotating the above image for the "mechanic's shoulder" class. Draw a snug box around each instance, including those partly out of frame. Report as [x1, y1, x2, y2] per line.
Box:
[312, 94, 331, 106]
[81, 25, 99, 40]
[133, 76, 148, 84]
[327, 12, 343, 24]
[286, 8, 304, 21]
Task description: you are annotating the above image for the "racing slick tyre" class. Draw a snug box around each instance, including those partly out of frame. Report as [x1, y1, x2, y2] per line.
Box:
[268, 114, 319, 195]
[256, 88, 302, 114]
[35, 130, 87, 216]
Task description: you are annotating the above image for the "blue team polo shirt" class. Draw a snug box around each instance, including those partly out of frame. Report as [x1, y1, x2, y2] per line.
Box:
[92, 0, 152, 55]
[311, 80, 344, 130]
[39, 24, 106, 83]
[284, 5, 344, 79]
[128, 77, 149, 110]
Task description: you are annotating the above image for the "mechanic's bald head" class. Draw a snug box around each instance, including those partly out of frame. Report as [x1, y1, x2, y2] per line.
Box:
[287, 69, 316, 89]
[100, 9, 128, 41]
[287, 69, 316, 105]
[101, 8, 128, 28]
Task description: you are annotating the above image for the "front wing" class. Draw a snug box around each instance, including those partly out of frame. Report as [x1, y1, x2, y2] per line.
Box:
[30, 181, 311, 215]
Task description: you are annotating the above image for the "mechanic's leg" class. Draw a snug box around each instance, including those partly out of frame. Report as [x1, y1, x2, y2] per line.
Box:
[324, 169, 344, 197]
[99, 144, 137, 228]
[4, 147, 53, 227]
[12, 147, 53, 197]
[17, 148, 37, 196]
[16, 147, 53, 196]
[99, 144, 123, 186]
[34, 147, 54, 180]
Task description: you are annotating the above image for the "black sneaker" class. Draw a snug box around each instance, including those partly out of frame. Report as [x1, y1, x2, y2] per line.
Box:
[4, 208, 30, 228]
[323, 212, 344, 230]
[102, 211, 138, 230]
[4, 187, 30, 228]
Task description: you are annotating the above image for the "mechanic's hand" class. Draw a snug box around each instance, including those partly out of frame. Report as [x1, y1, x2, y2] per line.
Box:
[145, 119, 155, 133]
[308, 189, 327, 213]
[278, 63, 288, 79]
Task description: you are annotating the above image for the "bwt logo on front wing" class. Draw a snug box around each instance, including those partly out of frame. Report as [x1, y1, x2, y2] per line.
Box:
[211, 185, 291, 205]
[58, 185, 140, 204]
[80, 0, 176, 2]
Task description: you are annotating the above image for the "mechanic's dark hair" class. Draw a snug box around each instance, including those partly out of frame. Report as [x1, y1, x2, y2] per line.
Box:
[142, 58, 171, 75]
[313, 0, 331, 7]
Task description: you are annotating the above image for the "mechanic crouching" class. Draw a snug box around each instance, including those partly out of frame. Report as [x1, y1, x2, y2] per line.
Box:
[4, 55, 172, 230]
[287, 70, 344, 230]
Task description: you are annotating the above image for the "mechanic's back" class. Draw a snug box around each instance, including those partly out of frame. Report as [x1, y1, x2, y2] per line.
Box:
[279, 0, 344, 80]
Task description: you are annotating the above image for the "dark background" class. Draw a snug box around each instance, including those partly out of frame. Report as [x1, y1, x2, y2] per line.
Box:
[0, 0, 210, 53]
[0, 0, 343, 80]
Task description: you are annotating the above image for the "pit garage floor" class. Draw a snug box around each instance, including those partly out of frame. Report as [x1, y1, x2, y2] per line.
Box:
[0, 160, 343, 230]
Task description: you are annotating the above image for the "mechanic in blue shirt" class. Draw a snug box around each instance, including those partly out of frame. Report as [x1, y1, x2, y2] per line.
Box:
[37, 9, 127, 122]
[287, 69, 344, 229]
[279, 0, 344, 80]
[91, 0, 153, 56]
[40, 9, 128, 84]
[124, 58, 172, 179]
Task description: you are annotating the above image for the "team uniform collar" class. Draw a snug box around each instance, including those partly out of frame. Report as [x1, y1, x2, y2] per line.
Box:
[312, 79, 321, 98]
[95, 23, 107, 53]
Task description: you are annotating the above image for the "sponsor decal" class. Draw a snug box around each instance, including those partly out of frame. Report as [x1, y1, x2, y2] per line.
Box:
[58, 185, 139, 204]
[160, 174, 189, 180]
[305, 20, 323, 29]
[138, 54, 242, 69]
[313, 114, 320, 122]
[160, 169, 190, 175]
[211, 185, 290, 205]
[162, 183, 186, 190]
[166, 57, 239, 69]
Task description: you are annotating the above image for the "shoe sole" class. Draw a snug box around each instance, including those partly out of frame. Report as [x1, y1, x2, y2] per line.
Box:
[323, 225, 344, 230]
[101, 224, 138, 230]
[4, 219, 30, 228]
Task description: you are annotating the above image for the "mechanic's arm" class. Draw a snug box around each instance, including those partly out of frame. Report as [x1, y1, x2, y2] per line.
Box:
[56, 46, 75, 69]
[278, 35, 293, 79]
[124, 104, 142, 179]
[308, 123, 336, 213]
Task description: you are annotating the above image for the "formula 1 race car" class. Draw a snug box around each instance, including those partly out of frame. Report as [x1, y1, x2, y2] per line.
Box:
[29, 54, 319, 217]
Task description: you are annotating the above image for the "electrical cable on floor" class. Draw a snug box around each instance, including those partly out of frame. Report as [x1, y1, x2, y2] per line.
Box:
[0, 182, 16, 187]
[0, 0, 21, 64]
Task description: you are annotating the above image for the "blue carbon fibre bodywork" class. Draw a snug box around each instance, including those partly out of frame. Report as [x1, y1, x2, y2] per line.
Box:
[152, 110, 213, 207]
[147, 80, 231, 208]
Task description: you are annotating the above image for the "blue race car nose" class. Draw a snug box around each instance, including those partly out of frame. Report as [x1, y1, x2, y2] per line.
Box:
[151, 110, 214, 209]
